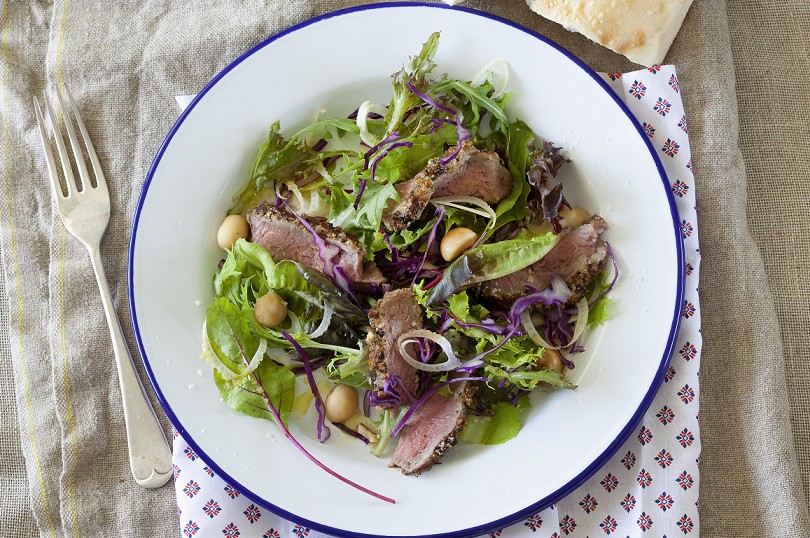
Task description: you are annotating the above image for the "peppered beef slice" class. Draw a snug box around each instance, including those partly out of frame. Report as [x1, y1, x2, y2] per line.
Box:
[383, 141, 512, 232]
[248, 202, 366, 281]
[389, 392, 468, 475]
[367, 288, 423, 403]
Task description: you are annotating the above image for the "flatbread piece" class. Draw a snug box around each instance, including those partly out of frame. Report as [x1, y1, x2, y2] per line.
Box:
[525, 0, 694, 66]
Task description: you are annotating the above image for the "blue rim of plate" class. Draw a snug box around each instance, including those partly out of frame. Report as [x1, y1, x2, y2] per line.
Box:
[129, 3, 685, 537]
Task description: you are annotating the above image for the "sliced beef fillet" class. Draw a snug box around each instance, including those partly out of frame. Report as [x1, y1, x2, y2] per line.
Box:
[359, 262, 387, 286]
[477, 215, 609, 308]
[248, 202, 366, 282]
[367, 288, 423, 403]
[383, 141, 512, 232]
[389, 390, 468, 475]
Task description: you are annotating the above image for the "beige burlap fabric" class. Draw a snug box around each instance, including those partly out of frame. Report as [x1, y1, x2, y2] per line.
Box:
[1, 1, 808, 536]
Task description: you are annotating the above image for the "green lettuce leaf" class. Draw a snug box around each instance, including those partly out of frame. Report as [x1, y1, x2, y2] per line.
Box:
[370, 407, 409, 457]
[388, 214, 440, 250]
[331, 180, 398, 232]
[426, 232, 558, 305]
[460, 395, 529, 445]
[588, 297, 612, 328]
[325, 346, 370, 389]
[494, 120, 534, 225]
[385, 31, 440, 133]
[215, 239, 317, 313]
[206, 297, 258, 375]
[485, 364, 575, 391]
[372, 124, 457, 184]
[435, 79, 509, 127]
[230, 119, 361, 214]
[214, 358, 296, 427]
[446, 291, 470, 320]
[584, 267, 613, 328]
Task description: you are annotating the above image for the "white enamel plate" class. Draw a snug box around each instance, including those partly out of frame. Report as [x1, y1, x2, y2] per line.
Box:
[130, 4, 683, 537]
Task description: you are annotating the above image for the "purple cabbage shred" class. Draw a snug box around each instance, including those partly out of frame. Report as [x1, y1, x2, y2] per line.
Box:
[411, 206, 445, 288]
[405, 80, 471, 165]
[332, 422, 370, 445]
[281, 330, 330, 443]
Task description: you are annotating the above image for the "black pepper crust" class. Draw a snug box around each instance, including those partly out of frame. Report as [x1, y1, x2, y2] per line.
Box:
[401, 406, 468, 476]
[366, 288, 423, 400]
[382, 162, 443, 232]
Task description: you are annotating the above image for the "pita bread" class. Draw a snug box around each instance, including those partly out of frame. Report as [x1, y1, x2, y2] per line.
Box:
[525, 0, 694, 66]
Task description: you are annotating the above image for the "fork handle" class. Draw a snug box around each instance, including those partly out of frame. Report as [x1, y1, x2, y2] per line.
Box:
[88, 246, 173, 488]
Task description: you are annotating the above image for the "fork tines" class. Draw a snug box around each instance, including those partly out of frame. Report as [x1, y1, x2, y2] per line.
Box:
[33, 86, 106, 199]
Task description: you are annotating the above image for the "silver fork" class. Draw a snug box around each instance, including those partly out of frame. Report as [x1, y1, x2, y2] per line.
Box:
[33, 87, 172, 488]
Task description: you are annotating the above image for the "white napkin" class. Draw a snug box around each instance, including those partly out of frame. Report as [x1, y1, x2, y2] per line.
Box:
[172, 65, 701, 537]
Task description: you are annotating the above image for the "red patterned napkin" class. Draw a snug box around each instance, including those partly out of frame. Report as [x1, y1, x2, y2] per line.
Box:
[172, 65, 701, 537]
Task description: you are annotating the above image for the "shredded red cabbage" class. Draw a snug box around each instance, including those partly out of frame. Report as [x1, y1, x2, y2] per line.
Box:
[369, 375, 417, 408]
[422, 272, 444, 290]
[281, 330, 330, 443]
[353, 179, 369, 210]
[333, 266, 367, 313]
[560, 352, 576, 370]
[356, 133, 413, 208]
[347, 108, 384, 121]
[371, 140, 413, 181]
[273, 183, 291, 207]
[380, 253, 441, 284]
[438, 309, 510, 336]
[332, 422, 370, 444]
[430, 117, 455, 133]
[405, 81, 456, 115]
[405, 81, 471, 165]
[364, 132, 401, 170]
[362, 389, 371, 417]
[418, 336, 436, 363]
[509, 388, 529, 407]
[380, 228, 398, 262]
[411, 206, 445, 288]
[464, 275, 571, 364]
[289, 355, 328, 376]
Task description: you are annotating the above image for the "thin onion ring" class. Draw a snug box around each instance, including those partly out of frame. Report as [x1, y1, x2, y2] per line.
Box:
[569, 298, 590, 346]
[519, 296, 590, 351]
[356, 100, 387, 146]
[519, 310, 560, 350]
[431, 196, 497, 248]
[397, 329, 464, 372]
[307, 301, 334, 340]
[470, 59, 509, 99]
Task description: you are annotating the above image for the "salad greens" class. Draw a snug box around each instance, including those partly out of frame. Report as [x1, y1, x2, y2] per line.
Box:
[202, 32, 615, 501]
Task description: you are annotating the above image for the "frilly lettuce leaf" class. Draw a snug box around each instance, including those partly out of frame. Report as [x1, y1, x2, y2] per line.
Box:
[385, 31, 440, 133]
[372, 125, 457, 184]
[485, 363, 575, 391]
[230, 119, 361, 214]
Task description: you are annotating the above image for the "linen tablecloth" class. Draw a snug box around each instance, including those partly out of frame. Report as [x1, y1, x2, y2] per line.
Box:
[1, 1, 809, 537]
